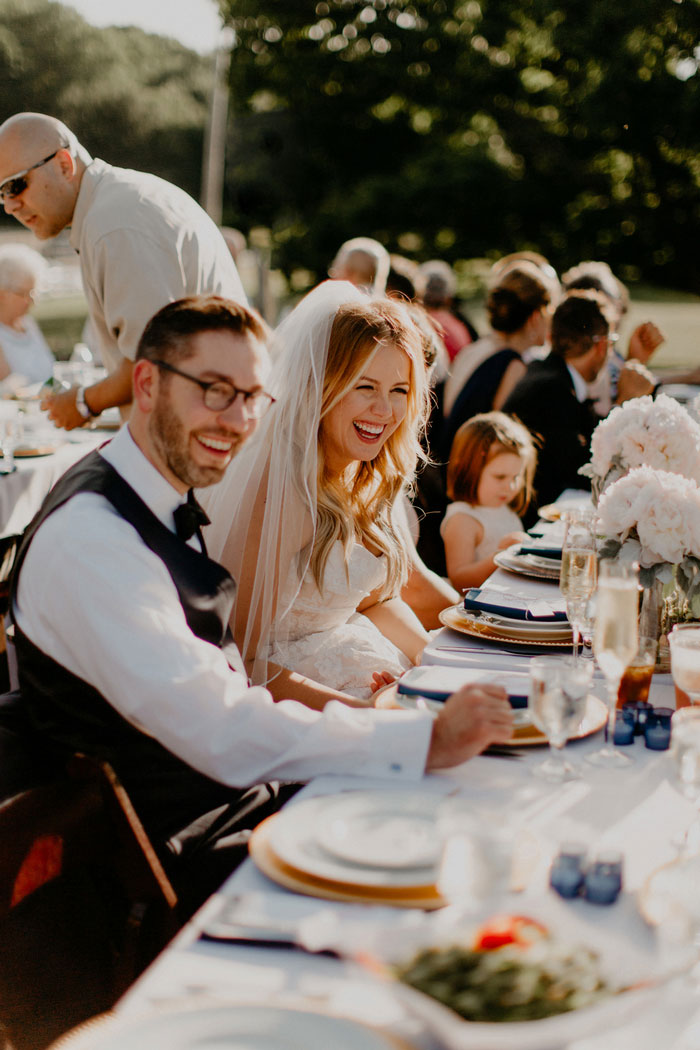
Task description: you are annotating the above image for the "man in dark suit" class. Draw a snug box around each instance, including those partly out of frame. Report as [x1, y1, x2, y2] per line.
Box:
[503, 292, 654, 520]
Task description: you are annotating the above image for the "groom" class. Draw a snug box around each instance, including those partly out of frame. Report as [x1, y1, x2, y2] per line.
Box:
[11, 295, 513, 912]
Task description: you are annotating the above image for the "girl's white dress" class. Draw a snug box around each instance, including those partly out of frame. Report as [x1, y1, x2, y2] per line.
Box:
[270, 542, 412, 699]
[440, 502, 522, 561]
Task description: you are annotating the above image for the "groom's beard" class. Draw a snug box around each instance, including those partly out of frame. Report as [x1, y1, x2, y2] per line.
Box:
[150, 391, 244, 490]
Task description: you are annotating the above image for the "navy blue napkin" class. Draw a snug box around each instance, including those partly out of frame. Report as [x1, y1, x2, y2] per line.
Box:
[463, 588, 568, 622]
[517, 545, 563, 560]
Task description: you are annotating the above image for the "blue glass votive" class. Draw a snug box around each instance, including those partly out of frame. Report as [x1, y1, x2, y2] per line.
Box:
[613, 713, 635, 746]
[622, 700, 653, 736]
[549, 843, 586, 899]
[644, 707, 673, 751]
[584, 852, 623, 905]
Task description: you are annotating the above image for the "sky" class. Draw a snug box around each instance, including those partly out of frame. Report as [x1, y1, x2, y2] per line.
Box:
[61, 0, 225, 54]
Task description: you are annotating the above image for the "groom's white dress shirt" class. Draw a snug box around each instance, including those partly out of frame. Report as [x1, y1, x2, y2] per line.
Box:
[13, 426, 433, 787]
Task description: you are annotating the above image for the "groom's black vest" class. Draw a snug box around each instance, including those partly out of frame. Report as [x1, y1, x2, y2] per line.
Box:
[10, 450, 252, 850]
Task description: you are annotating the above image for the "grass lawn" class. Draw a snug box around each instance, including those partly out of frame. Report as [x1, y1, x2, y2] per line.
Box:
[463, 283, 699, 374]
[32, 282, 700, 370]
[33, 294, 88, 361]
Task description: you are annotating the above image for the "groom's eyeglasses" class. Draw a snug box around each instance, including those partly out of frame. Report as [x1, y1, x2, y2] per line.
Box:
[0, 149, 63, 201]
[152, 359, 276, 419]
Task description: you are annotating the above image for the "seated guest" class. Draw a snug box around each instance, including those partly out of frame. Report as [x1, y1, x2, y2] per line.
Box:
[417, 259, 475, 362]
[502, 291, 655, 521]
[386, 254, 419, 302]
[0, 243, 54, 385]
[441, 262, 553, 459]
[561, 260, 664, 414]
[329, 236, 390, 296]
[203, 281, 446, 703]
[12, 294, 513, 913]
[441, 413, 534, 590]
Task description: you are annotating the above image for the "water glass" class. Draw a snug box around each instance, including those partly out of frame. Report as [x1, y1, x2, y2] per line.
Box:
[669, 624, 700, 706]
[530, 656, 593, 781]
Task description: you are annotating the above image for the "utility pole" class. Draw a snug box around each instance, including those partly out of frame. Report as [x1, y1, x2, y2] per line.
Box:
[201, 27, 235, 224]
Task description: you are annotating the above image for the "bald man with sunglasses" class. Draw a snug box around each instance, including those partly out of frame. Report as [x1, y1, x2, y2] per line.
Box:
[0, 112, 246, 430]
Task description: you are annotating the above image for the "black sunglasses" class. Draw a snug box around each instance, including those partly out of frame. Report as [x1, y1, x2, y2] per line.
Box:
[0, 149, 62, 201]
[153, 359, 276, 418]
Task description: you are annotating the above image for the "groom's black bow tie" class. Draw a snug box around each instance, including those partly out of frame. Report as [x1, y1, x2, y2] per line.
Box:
[174, 489, 210, 544]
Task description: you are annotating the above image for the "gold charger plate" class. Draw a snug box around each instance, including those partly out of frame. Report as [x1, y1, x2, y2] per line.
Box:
[395, 690, 606, 747]
[249, 815, 445, 909]
[439, 604, 572, 647]
[1, 445, 58, 458]
[638, 854, 700, 927]
[493, 548, 561, 581]
[511, 693, 607, 746]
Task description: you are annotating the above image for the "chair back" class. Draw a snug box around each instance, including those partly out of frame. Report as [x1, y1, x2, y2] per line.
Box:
[0, 725, 178, 1050]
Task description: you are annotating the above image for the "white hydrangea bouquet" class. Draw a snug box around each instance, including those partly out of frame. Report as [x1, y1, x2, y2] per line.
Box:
[580, 393, 700, 503]
[596, 466, 700, 618]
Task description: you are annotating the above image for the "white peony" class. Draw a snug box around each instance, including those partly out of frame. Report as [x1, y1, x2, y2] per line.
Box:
[587, 394, 700, 497]
[598, 467, 700, 567]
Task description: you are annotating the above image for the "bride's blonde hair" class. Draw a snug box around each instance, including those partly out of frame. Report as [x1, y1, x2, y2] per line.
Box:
[314, 299, 430, 597]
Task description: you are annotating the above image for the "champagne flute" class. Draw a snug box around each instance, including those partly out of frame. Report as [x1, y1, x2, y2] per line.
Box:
[671, 713, 700, 855]
[586, 559, 638, 768]
[530, 656, 593, 781]
[669, 625, 700, 706]
[559, 514, 597, 662]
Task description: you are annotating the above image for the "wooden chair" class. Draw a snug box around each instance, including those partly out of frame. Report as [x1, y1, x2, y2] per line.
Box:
[0, 736, 179, 1050]
[0, 535, 21, 692]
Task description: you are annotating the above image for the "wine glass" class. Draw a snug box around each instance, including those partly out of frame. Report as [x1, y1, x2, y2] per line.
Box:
[529, 656, 593, 781]
[671, 712, 700, 855]
[669, 625, 700, 706]
[559, 514, 597, 662]
[0, 404, 22, 475]
[586, 559, 639, 768]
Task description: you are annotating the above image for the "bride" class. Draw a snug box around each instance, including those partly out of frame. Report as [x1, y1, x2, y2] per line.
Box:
[202, 280, 432, 707]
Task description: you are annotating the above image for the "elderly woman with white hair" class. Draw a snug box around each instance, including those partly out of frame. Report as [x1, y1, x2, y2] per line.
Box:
[0, 243, 54, 384]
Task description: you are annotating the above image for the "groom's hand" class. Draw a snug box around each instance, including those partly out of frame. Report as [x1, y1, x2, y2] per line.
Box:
[425, 684, 513, 770]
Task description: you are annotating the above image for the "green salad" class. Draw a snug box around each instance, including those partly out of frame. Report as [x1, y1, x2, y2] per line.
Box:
[396, 941, 614, 1023]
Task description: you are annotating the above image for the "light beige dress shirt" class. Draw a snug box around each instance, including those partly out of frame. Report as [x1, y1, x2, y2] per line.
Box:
[69, 159, 247, 374]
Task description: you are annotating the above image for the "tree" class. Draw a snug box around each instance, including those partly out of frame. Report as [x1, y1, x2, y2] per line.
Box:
[219, 0, 700, 291]
[0, 0, 212, 202]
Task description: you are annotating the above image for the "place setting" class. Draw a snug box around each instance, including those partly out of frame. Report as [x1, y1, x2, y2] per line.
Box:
[438, 585, 574, 649]
[248, 789, 449, 908]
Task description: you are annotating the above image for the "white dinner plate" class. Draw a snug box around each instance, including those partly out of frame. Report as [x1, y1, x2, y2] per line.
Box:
[53, 1005, 397, 1050]
[493, 547, 562, 581]
[395, 693, 532, 727]
[317, 790, 443, 869]
[359, 904, 666, 1050]
[440, 605, 572, 645]
[267, 793, 441, 887]
[468, 609, 569, 634]
[393, 978, 658, 1050]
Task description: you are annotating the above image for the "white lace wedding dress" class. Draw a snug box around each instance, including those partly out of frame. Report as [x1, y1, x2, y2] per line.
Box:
[269, 542, 413, 699]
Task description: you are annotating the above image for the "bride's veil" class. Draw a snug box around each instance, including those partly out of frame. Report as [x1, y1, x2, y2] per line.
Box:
[202, 279, 367, 685]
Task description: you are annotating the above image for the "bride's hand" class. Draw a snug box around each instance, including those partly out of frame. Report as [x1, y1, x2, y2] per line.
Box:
[372, 676, 402, 710]
[370, 670, 397, 694]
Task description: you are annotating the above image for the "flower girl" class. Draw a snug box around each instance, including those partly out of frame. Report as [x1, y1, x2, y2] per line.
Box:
[441, 412, 536, 589]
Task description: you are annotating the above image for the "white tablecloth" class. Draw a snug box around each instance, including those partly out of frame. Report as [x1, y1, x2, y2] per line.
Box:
[114, 534, 699, 1049]
[0, 429, 109, 536]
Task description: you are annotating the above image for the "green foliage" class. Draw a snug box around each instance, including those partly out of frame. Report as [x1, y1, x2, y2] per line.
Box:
[0, 0, 212, 198]
[218, 0, 700, 290]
